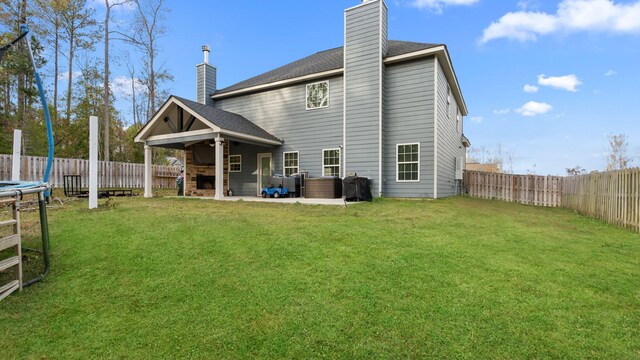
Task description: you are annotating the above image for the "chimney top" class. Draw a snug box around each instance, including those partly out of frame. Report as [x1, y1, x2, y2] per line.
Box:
[202, 45, 210, 64]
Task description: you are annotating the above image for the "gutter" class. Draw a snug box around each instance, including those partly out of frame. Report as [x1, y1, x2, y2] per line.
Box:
[211, 47, 467, 116]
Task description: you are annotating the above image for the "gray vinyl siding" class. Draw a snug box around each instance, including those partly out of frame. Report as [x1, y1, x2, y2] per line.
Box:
[344, 0, 386, 195]
[216, 76, 344, 182]
[205, 66, 216, 106]
[381, 2, 388, 57]
[196, 63, 216, 106]
[196, 65, 204, 104]
[383, 57, 435, 198]
[436, 61, 465, 197]
[227, 142, 262, 196]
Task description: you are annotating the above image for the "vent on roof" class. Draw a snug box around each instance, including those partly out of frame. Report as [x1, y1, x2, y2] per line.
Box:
[202, 45, 210, 64]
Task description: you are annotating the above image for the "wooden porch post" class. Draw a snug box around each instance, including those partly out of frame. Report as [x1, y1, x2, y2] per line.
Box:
[144, 144, 153, 198]
[215, 136, 224, 200]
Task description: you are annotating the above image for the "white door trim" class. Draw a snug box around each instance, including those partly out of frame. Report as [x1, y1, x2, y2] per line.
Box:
[256, 152, 272, 196]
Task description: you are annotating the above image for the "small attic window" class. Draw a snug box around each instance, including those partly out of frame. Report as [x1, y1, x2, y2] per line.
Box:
[306, 81, 329, 110]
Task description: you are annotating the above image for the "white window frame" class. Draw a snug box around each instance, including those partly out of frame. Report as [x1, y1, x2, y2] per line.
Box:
[322, 148, 341, 177]
[228, 154, 241, 173]
[396, 143, 420, 182]
[306, 81, 330, 110]
[456, 109, 461, 133]
[283, 151, 299, 176]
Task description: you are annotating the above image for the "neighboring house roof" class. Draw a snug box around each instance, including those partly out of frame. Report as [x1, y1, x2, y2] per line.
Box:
[214, 40, 440, 96]
[466, 163, 501, 173]
[172, 96, 282, 142]
[165, 156, 183, 167]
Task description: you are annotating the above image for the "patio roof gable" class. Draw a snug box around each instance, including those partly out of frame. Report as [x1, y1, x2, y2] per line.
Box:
[134, 96, 283, 147]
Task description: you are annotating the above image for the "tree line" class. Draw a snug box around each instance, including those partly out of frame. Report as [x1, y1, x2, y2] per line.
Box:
[0, 0, 173, 164]
[468, 134, 635, 176]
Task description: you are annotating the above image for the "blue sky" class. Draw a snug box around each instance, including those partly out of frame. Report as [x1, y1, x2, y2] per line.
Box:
[95, 0, 640, 175]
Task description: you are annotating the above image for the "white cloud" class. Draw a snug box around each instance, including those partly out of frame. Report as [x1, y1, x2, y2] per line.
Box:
[112, 75, 146, 97]
[409, 0, 479, 13]
[58, 70, 83, 82]
[537, 74, 582, 92]
[493, 108, 511, 115]
[604, 69, 617, 76]
[480, 0, 640, 43]
[517, 0, 539, 10]
[470, 116, 483, 123]
[523, 84, 539, 93]
[87, 0, 135, 11]
[516, 101, 552, 116]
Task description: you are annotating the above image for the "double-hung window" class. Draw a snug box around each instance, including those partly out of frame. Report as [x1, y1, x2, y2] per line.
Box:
[306, 81, 329, 109]
[283, 151, 299, 176]
[397, 143, 419, 182]
[322, 148, 340, 177]
[229, 155, 241, 172]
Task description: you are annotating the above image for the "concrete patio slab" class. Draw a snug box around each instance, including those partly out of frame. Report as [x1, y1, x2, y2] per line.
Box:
[167, 196, 364, 206]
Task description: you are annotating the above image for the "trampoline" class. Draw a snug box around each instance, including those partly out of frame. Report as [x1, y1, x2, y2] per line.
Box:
[0, 181, 51, 289]
[0, 23, 53, 299]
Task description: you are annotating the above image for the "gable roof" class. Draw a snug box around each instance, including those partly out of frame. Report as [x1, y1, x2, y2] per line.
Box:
[172, 96, 281, 142]
[134, 96, 282, 144]
[214, 40, 440, 96]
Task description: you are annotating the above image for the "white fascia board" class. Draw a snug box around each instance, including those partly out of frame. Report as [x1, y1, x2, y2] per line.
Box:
[172, 98, 222, 133]
[384, 45, 468, 116]
[211, 46, 467, 117]
[144, 128, 216, 142]
[211, 69, 343, 100]
[134, 96, 222, 143]
[383, 45, 446, 64]
[437, 49, 468, 116]
[218, 129, 283, 146]
[134, 98, 176, 142]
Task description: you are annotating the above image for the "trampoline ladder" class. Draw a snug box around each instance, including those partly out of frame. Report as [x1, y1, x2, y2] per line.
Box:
[0, 197, 22, 301]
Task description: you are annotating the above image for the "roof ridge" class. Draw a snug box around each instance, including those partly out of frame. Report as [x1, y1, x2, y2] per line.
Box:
[214, 40, 442, 96]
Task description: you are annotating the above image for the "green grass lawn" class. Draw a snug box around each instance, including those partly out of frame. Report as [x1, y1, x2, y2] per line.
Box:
[1, 196, 639, 359]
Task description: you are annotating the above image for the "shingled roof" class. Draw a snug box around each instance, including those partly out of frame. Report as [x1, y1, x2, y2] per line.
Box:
[214, 40, 440, 96]
[172, 96, 281, 143]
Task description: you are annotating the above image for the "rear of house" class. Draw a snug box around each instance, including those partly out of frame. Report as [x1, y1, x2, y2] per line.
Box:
[135, 0, 470, 199]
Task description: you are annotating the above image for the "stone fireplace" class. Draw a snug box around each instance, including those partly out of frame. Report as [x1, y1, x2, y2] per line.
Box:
[196, 174, 215, 189]
[184, 141, 229, 197]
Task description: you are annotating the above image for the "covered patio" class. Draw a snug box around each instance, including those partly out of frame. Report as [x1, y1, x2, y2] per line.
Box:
[134, 96, 282, 199]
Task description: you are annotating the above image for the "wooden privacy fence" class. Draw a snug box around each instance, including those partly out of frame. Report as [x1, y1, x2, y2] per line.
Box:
[464, 171, 562, 207]
[464, 169, 640, 233]
[562, 169, 640, 233]
[0, 154, 180, 189]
